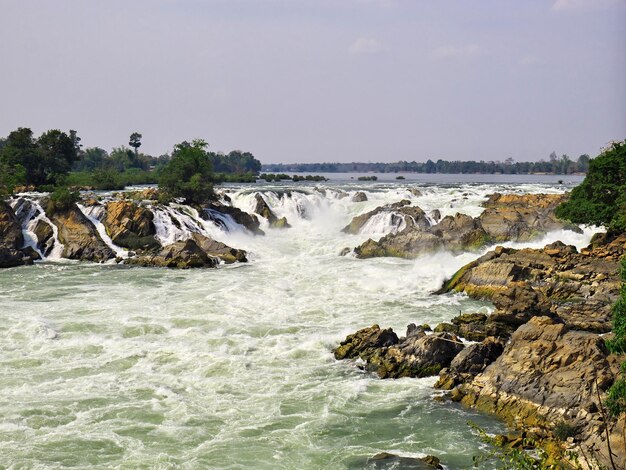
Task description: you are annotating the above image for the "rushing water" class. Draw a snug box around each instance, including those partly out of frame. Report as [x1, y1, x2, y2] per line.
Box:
[0, 179, 595, 469]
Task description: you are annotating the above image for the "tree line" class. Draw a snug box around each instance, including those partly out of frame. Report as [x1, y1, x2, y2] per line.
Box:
[263, 153, 591, 175]
[0, 127, 262, 194]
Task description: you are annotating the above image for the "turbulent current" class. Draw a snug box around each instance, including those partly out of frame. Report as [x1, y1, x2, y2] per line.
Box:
[0, 179, 595, 469]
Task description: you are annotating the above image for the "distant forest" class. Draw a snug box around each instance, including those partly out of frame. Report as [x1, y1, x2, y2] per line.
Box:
[263, 153, 590, 175]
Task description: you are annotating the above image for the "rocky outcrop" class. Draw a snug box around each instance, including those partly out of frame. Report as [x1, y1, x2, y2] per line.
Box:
[0, 200, 39, 268]
[50, 205, 115, 262]
[205, 202, 264, 235]
[478, 193, 582, 242]
[451, 316, 625, 467]
[440, 238, 624, 333]
[253, 194, 290, 229]
[342, 200, 430, 235]
[103, 200, 159, 250]
[334, 324, 464, 379]
[190, 233, 247, 264]
[351, 193, 581, 259]
[351, 191, 368, 202]
[124, 238, 219, 269]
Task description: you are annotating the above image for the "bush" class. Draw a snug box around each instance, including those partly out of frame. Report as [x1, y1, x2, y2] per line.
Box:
[555, 140, 626, 232]
[553, 422, 579, 441]
[47, 187, 80, 214]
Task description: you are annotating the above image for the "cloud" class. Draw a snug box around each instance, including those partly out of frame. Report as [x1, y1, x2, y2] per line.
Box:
[349, 37, 384, 55]
[552, 0, 622, 11]
[429, 44, 481, 61]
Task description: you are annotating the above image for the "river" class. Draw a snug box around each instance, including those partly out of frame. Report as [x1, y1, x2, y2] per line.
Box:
[0, 177, 594, 469]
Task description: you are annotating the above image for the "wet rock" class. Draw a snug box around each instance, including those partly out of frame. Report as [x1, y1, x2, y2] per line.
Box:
[103, 200, 159, 250]
[190, 233, 247, 264]
[333, 324, 399, 361]
[366, 452, 442, 469]
[206, 202, 264, 235]
[408, 188, 423, 197]
[0, 200, 23, 250]
[33, 219, 54, 255]
[342, 200, 429, 235]
[253, 194, 290, 228]
[351, 191, 368, 202]
[429, 209, 441, 223]
[339, 247, 352, 256]
[352, 192, 582, 259]
[50, 205, 115, 262]
[335, 324, 464, 379]
[125, 238, 218, 269]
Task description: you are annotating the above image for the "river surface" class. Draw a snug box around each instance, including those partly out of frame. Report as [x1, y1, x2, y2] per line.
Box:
[0, 178, 593, 469]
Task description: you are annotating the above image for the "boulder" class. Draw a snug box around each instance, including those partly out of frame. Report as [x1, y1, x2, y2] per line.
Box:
[253, 194, 290, 228]
[50, 205, 115, 262]
[124, 238, 218, 269]
[365, 452, 442, 469]
[205, 202, 264, 235]
[342, 200, 429, 235]
[190, 233, 247, 264]
[103, 200, 158, 250]
[0, 200, 23, 250]
[351, 191, 368, 202]
[478, 193, 582, 242]
[32, 219, 54, 256]
[335, 324, 464, 379]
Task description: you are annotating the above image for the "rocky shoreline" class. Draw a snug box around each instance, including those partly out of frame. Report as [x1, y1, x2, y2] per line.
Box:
[335, 232, 626, 468]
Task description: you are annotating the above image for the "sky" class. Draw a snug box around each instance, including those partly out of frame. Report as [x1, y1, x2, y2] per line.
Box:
[0, 0, 624, 164]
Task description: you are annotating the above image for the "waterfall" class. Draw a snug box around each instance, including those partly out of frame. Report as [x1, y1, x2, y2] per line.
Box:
[76, 203, 129, 259]
[358, 212, 407, 238]
[9, 197, 64, 260]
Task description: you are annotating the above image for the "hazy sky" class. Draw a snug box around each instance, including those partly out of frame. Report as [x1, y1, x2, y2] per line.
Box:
[1, 0, 624, 164]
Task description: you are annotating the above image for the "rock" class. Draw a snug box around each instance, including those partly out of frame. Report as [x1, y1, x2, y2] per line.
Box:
[439, 239, 621, 332]
[436, 337, 505, 389]
[190, 233, 247, 264]
[366, 452, 442, 469]
[429, 209, 441, 223]
[253, 194, 290, 228]
[206, 202, 264, 235]
[335, 324, 464, 379]
[125, 238, 219, 269]
[478, 193, 582, 242]
[352, 192, 583, 259]
[342, 200, 429, 235]
[50, 205, 115, 262]
[457, 316, 625, 468]
[32, 219, 54, 255]
[351, 191, 368, 202]
[408, 188, 422, 197]
[0, 200, 23, 250]
[339, 247, 351, 256]
[103, 200, 158, 250]
[0, 200, 37, 268]
[333, 324, 399, 361]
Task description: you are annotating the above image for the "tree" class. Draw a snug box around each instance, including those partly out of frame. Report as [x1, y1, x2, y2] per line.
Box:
[35, 129, 79, 185]
[555, 140, 626, 232]
[158, 139, 215, 204]
[129, 132, 142, 157]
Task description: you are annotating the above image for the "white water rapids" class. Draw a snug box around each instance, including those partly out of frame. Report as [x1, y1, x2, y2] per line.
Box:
[0, 180, 596, 469]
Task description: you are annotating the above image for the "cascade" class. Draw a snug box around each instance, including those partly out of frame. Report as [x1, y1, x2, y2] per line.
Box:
[76, 203, 129, 259]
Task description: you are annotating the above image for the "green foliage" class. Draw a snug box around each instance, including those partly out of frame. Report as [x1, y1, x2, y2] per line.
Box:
[605, 378, 626, 417]
[358, 175, 378, 181]
[129, 132, 142, 155]
[0, 127, 79, 187]
[606, 258, 626, 354]
[47, 186, 80, 214]
[553, 422, 579, 441]
[158, 139, 215, 204]
[0, 161, 26, 196]
[555, 140, 626, 232]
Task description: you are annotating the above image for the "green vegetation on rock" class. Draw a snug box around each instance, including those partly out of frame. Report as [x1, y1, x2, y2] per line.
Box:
[556, 140, 626, 232]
